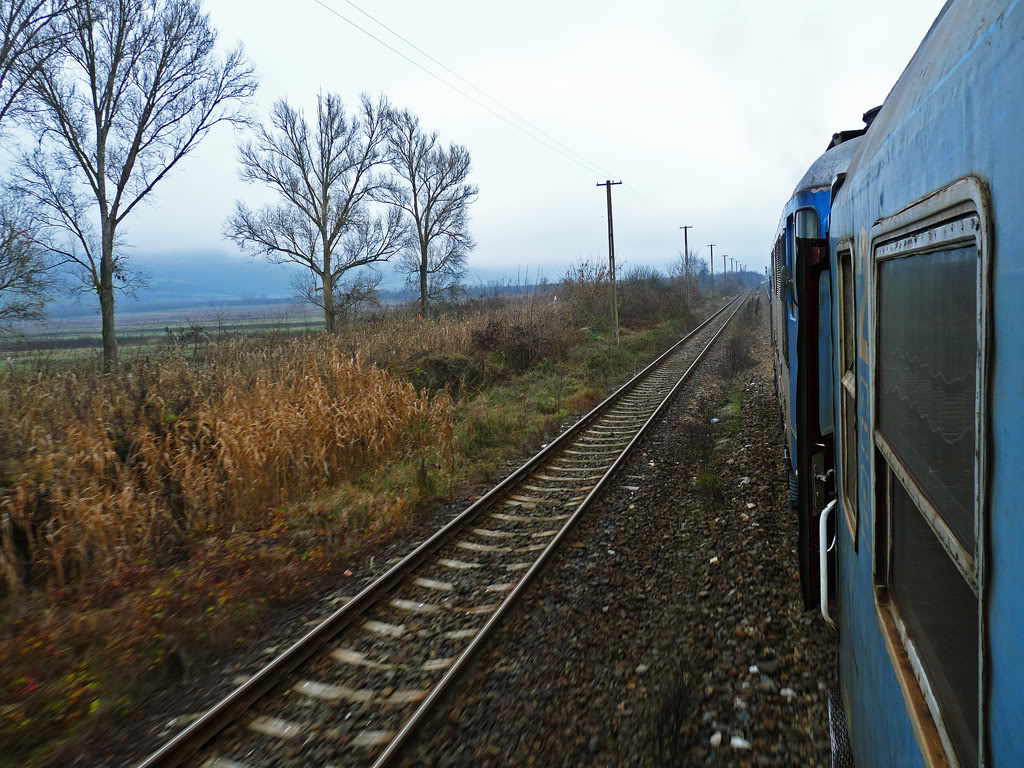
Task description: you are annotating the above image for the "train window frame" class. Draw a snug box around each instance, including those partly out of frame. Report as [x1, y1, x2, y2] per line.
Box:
[868, 177, 991, 768]
[836, 240, 857, 548]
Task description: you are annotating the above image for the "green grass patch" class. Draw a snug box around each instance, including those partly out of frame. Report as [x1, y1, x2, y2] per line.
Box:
[721, 385, 744, 436]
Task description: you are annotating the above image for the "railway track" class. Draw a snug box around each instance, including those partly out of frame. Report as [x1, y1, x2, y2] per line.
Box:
[139, 290, 751, 768]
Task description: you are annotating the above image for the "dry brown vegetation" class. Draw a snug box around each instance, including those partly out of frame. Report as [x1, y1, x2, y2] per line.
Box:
[0, 277, 630, 598]
[0, 340, 454, 594]
[332, 296, 577, 390]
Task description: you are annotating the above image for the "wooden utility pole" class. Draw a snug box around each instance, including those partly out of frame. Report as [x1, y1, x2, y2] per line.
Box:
[708, 243, 716, 279]
[597, 180, 623, 346]
[722, 253, 727, 275]
[679, 225, 692, 308]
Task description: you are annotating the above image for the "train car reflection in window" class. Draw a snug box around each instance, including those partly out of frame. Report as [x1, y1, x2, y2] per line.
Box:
[874, 218, 981, 768]
[838, 246, 857, 545]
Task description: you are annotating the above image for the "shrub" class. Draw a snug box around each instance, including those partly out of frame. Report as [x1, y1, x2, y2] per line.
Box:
[402, 353, 488, 399]
[331, 294, 579, 382]
[471, 318, 541, 372]
[560, 259, 694, 332]
[558, 257, 612, 329]
[725, 332, 753, 375]
[618, 265, 681, 328]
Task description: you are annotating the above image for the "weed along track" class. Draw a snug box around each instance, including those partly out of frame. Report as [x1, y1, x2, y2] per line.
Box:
[138, 291, 751, 768]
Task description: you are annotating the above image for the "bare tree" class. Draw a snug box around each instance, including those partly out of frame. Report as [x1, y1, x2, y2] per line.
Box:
[16, 148, 148, 298]
[383, 109, 477, 315]
[669, 248, 688, 308]
[691, 255, 711, 293]
[669, 247, 702, 309]
[0, 1, 75, 327]
[0, 191, 47, 330]
[16, 0, 255, 368]
[292, 266, 383, 324]
[226, 93, 403, 333]
[0, 0, 71, 126]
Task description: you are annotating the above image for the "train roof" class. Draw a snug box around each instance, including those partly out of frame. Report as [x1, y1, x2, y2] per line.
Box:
[792, 137, 862, 198]
[841, 0, 990, 186]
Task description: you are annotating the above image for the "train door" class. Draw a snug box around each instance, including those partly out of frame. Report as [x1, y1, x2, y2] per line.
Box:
[794, 237, 836, 610]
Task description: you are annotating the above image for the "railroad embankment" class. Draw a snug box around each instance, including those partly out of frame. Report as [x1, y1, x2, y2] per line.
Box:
[0, 275, 749, 767]
[399, 293, 835, 767]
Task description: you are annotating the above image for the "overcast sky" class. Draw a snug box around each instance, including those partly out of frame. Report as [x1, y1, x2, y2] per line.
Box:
[123, 0, 946, 284]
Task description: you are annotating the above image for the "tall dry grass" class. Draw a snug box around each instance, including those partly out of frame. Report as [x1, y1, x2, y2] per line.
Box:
[333, 297, 573, 371]
[0, 337, 454, 594]
[0, 275, 694, 595]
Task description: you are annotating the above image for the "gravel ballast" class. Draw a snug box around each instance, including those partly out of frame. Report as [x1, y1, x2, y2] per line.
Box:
[397, 294, 835, 767]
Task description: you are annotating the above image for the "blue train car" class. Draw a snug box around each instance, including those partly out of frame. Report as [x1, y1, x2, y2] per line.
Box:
[769, 127, 865, 609]
[773, 1, 1024, 765]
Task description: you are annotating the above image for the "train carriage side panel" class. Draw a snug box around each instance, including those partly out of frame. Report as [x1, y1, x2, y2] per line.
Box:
[827, 2, 1024, 765]
[773, 139, 859, 611]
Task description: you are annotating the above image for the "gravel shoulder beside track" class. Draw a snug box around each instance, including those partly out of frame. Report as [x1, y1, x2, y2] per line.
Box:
[398, 296, 835, 767]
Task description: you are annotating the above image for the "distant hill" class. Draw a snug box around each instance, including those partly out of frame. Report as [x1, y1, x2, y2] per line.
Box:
[46, 249, 565, 318]
[50, 250, 300, 317]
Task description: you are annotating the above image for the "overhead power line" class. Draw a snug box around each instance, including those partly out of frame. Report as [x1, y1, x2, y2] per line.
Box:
[338, 0, 613, 179]
[311, 0, 683, 233]
[310, 0, 607, 179]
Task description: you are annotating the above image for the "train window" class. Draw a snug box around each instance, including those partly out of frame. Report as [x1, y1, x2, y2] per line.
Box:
[837, 247, 857, 543]
[873, 212, 983, 768]
[878, 244, 976, 548]
[796, 207, 819, 238]
[888, 470, 978, 764]
[840, 249, 855, 374]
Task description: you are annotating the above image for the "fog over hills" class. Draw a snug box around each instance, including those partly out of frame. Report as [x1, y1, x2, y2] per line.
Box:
[47, 249, 564, 318]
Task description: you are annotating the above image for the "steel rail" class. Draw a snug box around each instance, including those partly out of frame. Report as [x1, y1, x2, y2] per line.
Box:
[372, 288, 752, 766]
[135, 292, 745, 768]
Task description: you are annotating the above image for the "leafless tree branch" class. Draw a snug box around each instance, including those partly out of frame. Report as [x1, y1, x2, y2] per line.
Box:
[0, 0, 74, 128]
[0, 188, 49, 331]
[382, 108, 476, 314]
[225, 92, 402, 332]
[23, 0, 256, 368]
